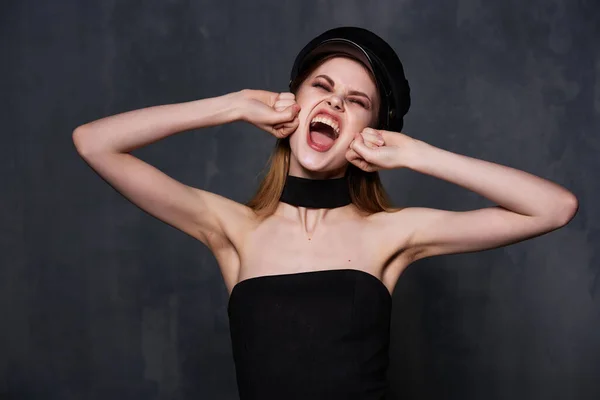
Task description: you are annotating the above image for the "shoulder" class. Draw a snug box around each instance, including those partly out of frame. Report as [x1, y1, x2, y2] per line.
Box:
[367, 206, 444, 231]
[191, 189, 261, 288]
[365, 206, 438, 260]
[190, 188, 259, 250]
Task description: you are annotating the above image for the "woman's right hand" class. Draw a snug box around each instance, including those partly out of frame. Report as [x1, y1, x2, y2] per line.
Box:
[237, 89, 301, 138]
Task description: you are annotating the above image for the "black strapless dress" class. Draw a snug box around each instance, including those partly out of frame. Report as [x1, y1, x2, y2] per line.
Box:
[227, 268, 392, 400]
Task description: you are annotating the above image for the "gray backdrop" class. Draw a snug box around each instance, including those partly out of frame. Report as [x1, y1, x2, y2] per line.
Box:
[2, 0, 599, 399]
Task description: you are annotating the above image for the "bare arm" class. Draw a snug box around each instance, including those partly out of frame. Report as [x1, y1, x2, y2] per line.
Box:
[73, 92, 251, 249]
[73, 92, 242, 154]
[349, 129, 578, 262]
[72, 90, 300, 252]
[382, 137, 578, 260]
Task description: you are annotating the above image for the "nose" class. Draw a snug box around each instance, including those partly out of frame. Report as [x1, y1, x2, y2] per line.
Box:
[326, 94, 344, 111]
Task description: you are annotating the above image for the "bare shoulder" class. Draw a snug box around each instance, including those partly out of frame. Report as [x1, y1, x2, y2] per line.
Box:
[365, 206, 431, 268]
[366, 206, 418, 242]
[367, 204, 550, 264]
[191, 188, 259, 287]
[191, 188, 257, 250]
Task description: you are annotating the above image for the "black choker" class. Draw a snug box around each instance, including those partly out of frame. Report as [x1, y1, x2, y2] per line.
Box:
[279, 175, 352, 209]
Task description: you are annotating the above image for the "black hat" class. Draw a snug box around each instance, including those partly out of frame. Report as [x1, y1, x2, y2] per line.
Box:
[289, 27, 411, 132]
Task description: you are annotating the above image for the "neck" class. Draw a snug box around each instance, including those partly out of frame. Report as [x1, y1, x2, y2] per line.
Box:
[287, 158, 348, 181]
[279, 175, 352, 209]
[277, 173, 354, 237]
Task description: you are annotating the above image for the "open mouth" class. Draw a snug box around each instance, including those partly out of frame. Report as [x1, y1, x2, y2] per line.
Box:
[307, 113, 340, 151]
[311, 121, 337, 141]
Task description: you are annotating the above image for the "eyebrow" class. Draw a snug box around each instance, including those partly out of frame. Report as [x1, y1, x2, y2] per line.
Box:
[314, 74, 372, 104]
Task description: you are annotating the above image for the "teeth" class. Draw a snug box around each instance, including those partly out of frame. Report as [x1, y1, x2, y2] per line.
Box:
[310, 114, 340, 136]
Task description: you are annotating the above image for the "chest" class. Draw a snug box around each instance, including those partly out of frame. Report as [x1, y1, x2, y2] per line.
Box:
[238, 217, 384, 281]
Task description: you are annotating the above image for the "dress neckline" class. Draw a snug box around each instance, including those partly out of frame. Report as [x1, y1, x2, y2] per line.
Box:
[228, 268, 392, 310]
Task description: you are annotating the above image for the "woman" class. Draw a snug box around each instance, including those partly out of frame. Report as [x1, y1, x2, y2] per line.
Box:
[73, 27, 578, 400]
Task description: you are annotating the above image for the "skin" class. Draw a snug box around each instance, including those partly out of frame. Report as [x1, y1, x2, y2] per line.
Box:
[236, 55, 578, 293]
[287, 56, 380, 179]
[270, 56, 388, 233]
[230, 57, 401, 292]
[73, 55, 578, 296]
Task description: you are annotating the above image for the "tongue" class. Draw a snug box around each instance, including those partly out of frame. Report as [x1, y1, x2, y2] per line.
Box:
[310, 130, 335, 147]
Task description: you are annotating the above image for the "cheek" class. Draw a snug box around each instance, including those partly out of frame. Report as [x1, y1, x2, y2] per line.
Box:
[363, 103, 378, 127]
[294, 86, 312, 106]
[296, 95, 315, 116]
[346, 112, 374, 133]
[371, 101, 381, 127]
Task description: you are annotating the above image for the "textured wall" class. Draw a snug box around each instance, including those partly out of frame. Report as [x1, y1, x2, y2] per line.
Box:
[1, 0, 598, 399]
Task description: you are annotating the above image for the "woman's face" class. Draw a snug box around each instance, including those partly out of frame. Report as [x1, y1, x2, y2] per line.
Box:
[288, 56, 380, 178]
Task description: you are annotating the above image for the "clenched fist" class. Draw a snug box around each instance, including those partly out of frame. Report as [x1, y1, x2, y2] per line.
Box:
[238, 89, 301, 138]
[346, 128, 416, 172]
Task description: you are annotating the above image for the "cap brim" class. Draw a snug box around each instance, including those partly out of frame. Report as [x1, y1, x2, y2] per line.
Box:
[297, 39, 375, 76]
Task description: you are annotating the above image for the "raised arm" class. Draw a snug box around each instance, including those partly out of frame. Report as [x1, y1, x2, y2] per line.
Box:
[347, 128, 578, 262]
[72, 90, 300, 254]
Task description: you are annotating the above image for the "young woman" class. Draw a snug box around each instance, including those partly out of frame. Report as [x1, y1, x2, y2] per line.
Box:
[73, 27, 578, 400]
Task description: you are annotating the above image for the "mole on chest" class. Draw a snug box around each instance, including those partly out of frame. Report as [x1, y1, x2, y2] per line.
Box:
[249, 234, 364, 269]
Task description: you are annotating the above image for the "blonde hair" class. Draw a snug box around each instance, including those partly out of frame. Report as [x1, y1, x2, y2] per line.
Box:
[245, 55, 402, 220]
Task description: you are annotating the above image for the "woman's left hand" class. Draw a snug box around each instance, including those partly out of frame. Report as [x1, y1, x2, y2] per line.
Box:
[346, 128, 416, 172]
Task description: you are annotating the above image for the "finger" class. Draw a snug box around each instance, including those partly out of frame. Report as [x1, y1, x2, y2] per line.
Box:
[346, 149, 363, 166]
[350, 134, 376, 162]
[347, 153, 372, 171]
[271, 103, 301, 124]
[273, 115, 299, 135]
[362, 133, 382, 149]
[363, 127, 385, 143]
[271, 121, 293, 138]
[345, 148, 362, 167]
[361, 129, 385, 147]
[277, 92, 295, 101]
[274, 99, 296, 112]
[250, 89, 280, 106]
[362, 127, 382, 137]
[345, 147, 370, 170]
[274, 111, 300, 133]
[345, 147, 359, 161]
[284, 103, 301, 119]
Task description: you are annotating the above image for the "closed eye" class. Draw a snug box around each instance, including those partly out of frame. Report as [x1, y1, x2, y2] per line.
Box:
[350, 99, 368, 109]
[313, 82, 330, 91]
[313, 81, 369, 109]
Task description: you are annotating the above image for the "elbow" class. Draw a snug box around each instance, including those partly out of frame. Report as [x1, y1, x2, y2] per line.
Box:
[72, 125, 89, 155]
[553, 193, 579, 227]
[72, 125, 105, 157]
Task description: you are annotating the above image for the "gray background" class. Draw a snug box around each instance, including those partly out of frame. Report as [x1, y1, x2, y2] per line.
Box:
[1, 0, 599, 399]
